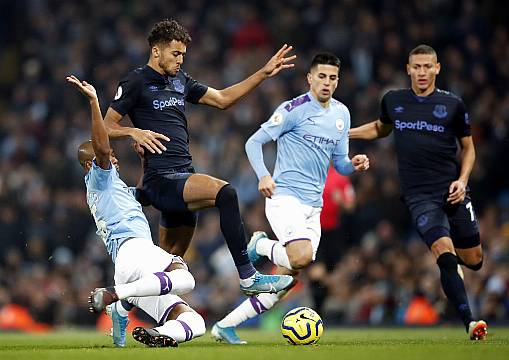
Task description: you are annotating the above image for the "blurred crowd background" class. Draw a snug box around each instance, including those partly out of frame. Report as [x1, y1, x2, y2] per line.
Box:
[0, 0, 508, 331]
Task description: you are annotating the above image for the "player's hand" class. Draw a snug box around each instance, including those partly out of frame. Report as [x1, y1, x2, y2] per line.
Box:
[66, 75, 97, 101]
[130, 128, 170, 155]
[447, 179, 466, 204]
[132, 141, 145, 159]
[352, 154, 370, 172]
[262, 44, 296, 78]
[259, 175, 276, 198]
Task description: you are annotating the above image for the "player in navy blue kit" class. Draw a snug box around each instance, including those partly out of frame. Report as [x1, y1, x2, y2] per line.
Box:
[349, 45, 487, 340]
[103, 19, 296, 295]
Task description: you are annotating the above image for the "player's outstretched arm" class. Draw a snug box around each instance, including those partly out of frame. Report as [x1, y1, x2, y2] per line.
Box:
[332, 154, 369, 175]
[447, 136, 475, 204]
[198, 44, 296, 110]
[104, 107, 170, 154]
[349, 119, 392, 140]
[67, 75, 111, 169]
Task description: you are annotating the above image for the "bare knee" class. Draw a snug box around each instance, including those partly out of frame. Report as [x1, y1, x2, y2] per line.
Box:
[288, 252, 313, 269]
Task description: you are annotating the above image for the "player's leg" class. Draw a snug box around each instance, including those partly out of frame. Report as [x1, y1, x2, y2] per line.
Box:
[450, 194, 483, 271]
[413, 202, 481, 338]
[249, 196, 318, 270]
[131, 296, 205, 347]
[159, 211, 197, 257]
[449, 195, 486, 340]
[212, 266, 298, 344]
[90, 242, 195, 313]
[183, 173, 294, 294]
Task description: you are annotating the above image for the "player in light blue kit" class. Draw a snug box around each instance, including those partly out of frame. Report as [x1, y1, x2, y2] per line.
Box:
[212, 53, 370, 344]
[68, 75, 206, 348]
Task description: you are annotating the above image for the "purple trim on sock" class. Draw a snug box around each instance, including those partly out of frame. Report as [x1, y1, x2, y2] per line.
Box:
[283, 238, 311, 246]
[249, 296, 268, 315]
[154, 272, 172, 295]
[270, 242, 276, 262]
[177, 320, 193, 341]
[157, 301, 187, 326]
[120, 300, 134, 311]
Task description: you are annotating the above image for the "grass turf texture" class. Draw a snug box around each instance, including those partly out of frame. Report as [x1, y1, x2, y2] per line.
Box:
[1, 327, 508, 360]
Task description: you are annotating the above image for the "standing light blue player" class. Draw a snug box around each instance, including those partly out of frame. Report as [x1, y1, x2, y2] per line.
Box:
[212, 53, 370, 344]
[67, 75, 207, 348]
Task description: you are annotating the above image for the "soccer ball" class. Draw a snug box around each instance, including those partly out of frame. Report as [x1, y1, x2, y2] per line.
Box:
[281, 307, 323, 345]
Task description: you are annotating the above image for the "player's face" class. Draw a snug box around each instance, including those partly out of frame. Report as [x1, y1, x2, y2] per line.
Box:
[307, 64, 339, 104]
[156, 40, 186, 77]
[407, 54, 441, 94]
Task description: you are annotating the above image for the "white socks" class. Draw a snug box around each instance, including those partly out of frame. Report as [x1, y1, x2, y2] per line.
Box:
[217, 291, 286, 328]
[154, 311, 206, 343]
[256, 238, 292, 270]
[114, 269, 195, 299]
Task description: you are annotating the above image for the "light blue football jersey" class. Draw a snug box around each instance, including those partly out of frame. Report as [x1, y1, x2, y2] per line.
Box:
[261, 92, 351, 207]
[85, 160, 152, 262]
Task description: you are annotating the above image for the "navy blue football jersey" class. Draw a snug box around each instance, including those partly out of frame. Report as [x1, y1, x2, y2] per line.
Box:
[110, 65, 208, 172]
[380, 88, 471, 196]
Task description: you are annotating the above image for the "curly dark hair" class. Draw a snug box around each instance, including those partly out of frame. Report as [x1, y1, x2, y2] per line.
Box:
[147, 19, 192, 47]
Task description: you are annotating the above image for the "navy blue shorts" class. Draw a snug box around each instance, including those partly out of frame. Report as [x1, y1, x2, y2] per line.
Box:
[142, 167, 198, 228]
[405, 193, 480, 249]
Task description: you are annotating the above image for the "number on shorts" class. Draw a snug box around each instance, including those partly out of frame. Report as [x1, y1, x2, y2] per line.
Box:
[466, 202, 475, 221]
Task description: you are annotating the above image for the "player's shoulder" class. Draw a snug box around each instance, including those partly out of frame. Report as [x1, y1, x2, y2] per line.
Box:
[433, 88, 464, 104]
[120, 66, 146, 85]
[281, 93, 312, 113]
[382, 88, 410, 100]
[330, 98, 350, 113]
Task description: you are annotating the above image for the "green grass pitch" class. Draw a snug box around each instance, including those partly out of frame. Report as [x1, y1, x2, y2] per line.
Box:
[1, 327, 508, 360]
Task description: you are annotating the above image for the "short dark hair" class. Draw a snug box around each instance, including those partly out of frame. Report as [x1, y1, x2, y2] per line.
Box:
[148, 19, 192, 47]
[409, 44, 437, 59]
[310, 53, 341, 71]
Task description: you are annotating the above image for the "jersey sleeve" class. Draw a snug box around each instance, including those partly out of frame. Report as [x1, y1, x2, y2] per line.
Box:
[86, 160, 114, 191]
[184, 73, 208, 104]
[333, 106, 351, 157]
[110, 72, 142, 116]
[379, 92, 393, 124]
[260, 103, 297, 140]
[453, 98, 472, 138]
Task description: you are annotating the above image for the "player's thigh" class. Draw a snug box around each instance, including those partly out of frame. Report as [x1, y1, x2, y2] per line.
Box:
[265, 196, 309, 244]
[449, 195, 482, 255]
[304, 206, 322, 260]
[143, 173, 193, 214]
[128, 295, 189, 325]
[159, 211, 197, 256]
[114, 238, 154, 285]
[183, 173, 227, 210]
[408, 199, 450, 249]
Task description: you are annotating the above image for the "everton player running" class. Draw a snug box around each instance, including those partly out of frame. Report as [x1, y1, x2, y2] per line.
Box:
[349, 45, 487, 340]
[68, 75, 206, 348]
[212, 53, 369, 344]
[104, 20, 295, 295]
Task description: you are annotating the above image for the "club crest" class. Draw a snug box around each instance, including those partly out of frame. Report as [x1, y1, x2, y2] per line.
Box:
[172, 79, 185, 93]
[336, 118, 345, 131]
[433, 105, 448, 119]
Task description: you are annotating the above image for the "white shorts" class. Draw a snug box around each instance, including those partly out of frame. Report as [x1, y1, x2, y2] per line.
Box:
[114, 238, 188, 324]
[265, 195, 322, 259]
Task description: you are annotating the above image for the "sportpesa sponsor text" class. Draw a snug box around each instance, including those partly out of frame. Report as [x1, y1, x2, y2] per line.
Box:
[394, 119, 445, 133]
[153, 98, 185, 110]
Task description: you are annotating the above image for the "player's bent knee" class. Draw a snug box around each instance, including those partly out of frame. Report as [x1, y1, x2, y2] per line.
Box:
[289, 253, 313, 270]
[171, 269, 195, 295]
[465, 260, 483, 271]
[215, 184, 238, 204]
[436, 252, 458, 270]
